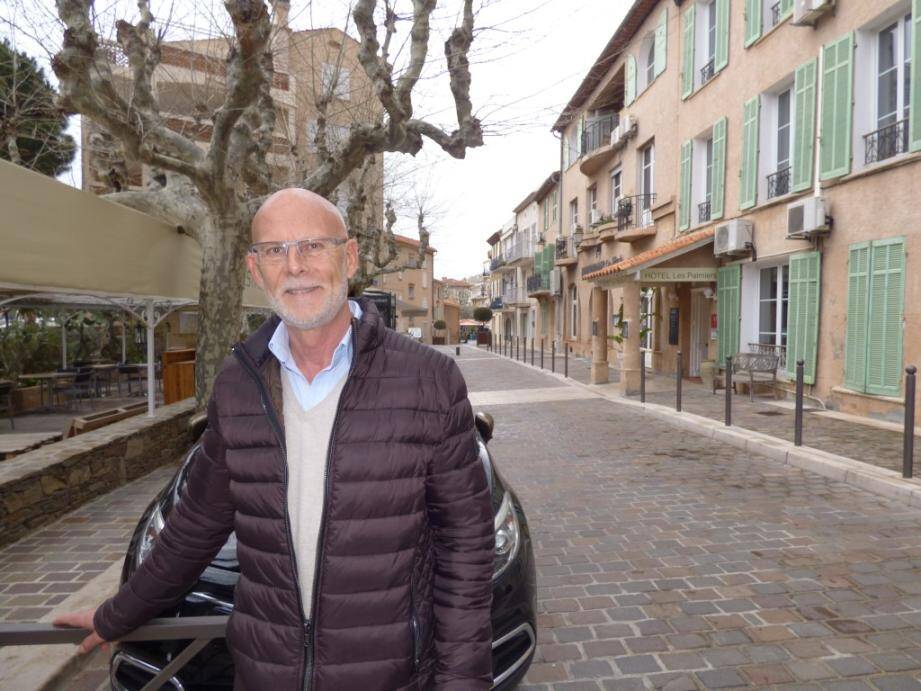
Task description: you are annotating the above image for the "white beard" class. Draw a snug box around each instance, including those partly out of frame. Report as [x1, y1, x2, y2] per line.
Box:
[266, 279, 348, 331]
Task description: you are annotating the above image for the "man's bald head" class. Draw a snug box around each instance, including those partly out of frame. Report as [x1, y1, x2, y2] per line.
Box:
[251, 188, 347, 243]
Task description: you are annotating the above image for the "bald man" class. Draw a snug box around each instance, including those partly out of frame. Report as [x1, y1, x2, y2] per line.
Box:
[56, 189, 495, 690]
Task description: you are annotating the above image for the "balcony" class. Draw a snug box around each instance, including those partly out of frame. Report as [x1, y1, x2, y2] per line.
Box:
[501, 288, 528, 307]
[527, 274, 551, 296]
[489, 255, 506, 271]
[506, 237, 535, 265]
[614, 194, 657, 242]
[489, 297, 503, 310]
[555, 236, 578, 266]
[581, 114, 619, 156]
[700, 58, 715, 86]
[766, 166, 791, 200]
[864, 118, 909, 165]
[698, 200, 711, 225]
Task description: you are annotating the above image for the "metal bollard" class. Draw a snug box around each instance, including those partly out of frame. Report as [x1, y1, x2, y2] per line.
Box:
[725, 356, 733, 426]
[794, 359, 805, 447]
[676, 351, 683, 412]
[455, 346, 460, 356]
[564, 343, 569, 378]
[540, 338, 545, 369]
[640, 360, 646, 403]
[531, 338, 534, 366]
[551, 341, 556, 373]
[516, 337, 520, 361]
[904, 366, 917, 479]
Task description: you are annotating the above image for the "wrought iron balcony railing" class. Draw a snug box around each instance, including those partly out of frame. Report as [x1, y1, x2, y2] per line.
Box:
[864, 118, 909, 165]
[581, 257, 620, 279]
[555, 236, 578, 259]
[489, 255, 506, 271]
[581, 114, 619, 155]
[698, 200, 711, 224]
[771, 1, 782, 26]
[766, 166, 791, 199]
[616, 194, 657, 231]
[527, 274, 550, 294]
[700, 58, 715, 85]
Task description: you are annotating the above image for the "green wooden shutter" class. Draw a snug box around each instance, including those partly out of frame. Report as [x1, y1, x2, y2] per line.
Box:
[714, 0, 730, 73]
[740, 96, 760, 210]
[654, 8, 667, 78]
[819, 32, 854, 180]
[744, 0, 762, 47]
[679, 139, 692, 231]
[625, 54, 637, 106]
[844, 242, 871, 391]
[780, 0, 794, 17]
[717, 265, 741, 363]
[866, 237, 905, 396]
[711, 117, 727, 220]
[910, 0, 921, 151]
[785, 252, 821, 384]
[681, 6, 695, 99]
[792, 58, 817, 192]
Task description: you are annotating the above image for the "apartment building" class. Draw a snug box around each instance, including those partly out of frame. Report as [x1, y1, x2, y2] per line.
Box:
[548, 0, 920, 422]
[83, 0, 383, 222]
[373, 234, 436, 343]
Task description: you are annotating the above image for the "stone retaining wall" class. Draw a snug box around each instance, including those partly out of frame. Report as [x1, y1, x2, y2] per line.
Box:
[0, 399, 197, 548]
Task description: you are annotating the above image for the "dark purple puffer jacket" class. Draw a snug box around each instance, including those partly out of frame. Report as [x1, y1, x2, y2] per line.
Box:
[94, 299, 495, 690]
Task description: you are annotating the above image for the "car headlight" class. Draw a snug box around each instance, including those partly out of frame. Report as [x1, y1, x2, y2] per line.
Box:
[493, 491, 520, 579]
[136, 502, 165, 568]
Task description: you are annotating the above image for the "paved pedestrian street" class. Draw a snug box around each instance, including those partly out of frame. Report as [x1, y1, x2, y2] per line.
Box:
[448, 347, 921, 690]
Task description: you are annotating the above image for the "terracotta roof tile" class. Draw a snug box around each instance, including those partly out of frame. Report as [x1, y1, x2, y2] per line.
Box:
[584, 228, 715, 281]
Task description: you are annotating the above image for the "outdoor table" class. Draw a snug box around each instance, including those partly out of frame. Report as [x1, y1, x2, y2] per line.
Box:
[18, 372, 75, 412]
[89, 364, 118, 397]
[0, 432, 63, 460]
[118, 363, 149, 396]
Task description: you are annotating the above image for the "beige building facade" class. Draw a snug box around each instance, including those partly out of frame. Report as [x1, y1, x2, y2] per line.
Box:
[373, 235, 436, 343]
[486, 0, 921, 423]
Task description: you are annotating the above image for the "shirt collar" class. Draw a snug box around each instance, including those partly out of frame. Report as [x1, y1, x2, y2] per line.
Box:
[268, 299, 363, 378]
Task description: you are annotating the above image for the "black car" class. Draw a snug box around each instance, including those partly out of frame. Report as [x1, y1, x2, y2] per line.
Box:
[109, 412, 536, 690]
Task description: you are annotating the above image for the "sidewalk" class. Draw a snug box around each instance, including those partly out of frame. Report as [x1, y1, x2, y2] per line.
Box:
[481, 344, 913, 477]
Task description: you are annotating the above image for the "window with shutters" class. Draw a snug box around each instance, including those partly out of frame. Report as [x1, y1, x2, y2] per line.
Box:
[691, 130, 714, 226]
[686, 0, 728, 93]
[745, 0, 793, 47]
[844, 237, 906, 396]
[569, 284, 579, 339]
[854, 6, 913, 168]
[569, 198, 580, 232]
[758, 266, 789, 349]
[639, 141, 655, 226]
[640, 33, 657, 91]
[761, 80, 795, 200]
[610, 168, 622, 216]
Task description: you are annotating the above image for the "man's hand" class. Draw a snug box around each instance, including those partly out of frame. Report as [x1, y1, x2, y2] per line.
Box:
[53, 609, 110, 654]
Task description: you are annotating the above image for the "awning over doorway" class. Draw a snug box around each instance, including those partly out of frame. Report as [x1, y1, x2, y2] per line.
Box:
[583, 228, 715, 283]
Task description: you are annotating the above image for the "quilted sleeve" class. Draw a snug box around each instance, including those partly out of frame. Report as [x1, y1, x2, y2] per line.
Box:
[93, 394, 235, 641]
[426, 359, 495, 689]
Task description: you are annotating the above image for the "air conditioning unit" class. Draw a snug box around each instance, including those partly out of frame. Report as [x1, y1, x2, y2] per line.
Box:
[792, 0, 834, 26]
[787, 196, 831, 238]
[550, 268, 562, 296]
[590, 208, 602, 225]
[609, 126, 621, 146]
[714, 219, 754, 257]
[621, 114, 637, 136]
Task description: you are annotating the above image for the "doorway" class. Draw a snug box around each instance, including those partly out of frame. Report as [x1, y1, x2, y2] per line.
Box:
[640, 288, 655, 370]
[689, 290, 710, 376]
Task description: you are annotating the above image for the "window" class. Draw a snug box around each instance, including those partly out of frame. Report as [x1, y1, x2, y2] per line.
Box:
[874, 14, 912, 160]
[706, 0, 717, 75]
[610, 168, 622, 215]
[777, 88, 792, 172]
[569, 198, 580, 231]
[639, 142, 655, 226]
[398, 270, 404, 281]
[542, 197, 550, 231]
[685, 0, 728, 96]
[408, 283, 415, 300]
[705, 136, 714, 204]
[588, 186, 599, 224]
[758, 266, 789, 348]
[321, 63, 351, 100]
[569, 284, 578, 339]
[551, 188, 559, 222]
[765, 86, 793, 199]
[641, 289, 655, 352]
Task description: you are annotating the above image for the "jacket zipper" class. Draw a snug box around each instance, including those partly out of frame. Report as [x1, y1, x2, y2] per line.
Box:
[233, 316, 360, 691]
[232, 344, 310, 691]
[305, 318, 359, 690]
[409, 575, 421, 672]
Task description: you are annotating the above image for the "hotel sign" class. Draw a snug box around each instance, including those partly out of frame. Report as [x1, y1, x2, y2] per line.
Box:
[639, 267, 716, 283]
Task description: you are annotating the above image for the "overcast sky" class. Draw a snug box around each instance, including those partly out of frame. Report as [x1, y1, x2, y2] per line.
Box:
[4, 0, 630, 281]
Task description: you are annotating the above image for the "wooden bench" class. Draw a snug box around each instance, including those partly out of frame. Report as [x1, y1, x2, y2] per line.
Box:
[714, 352, 781, 400]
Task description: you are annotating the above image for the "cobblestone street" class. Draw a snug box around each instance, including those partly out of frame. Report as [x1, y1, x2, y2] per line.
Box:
[452, 347, 921, 690]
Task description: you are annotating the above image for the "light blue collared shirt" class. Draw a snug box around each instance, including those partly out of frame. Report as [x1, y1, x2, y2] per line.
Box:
[268, 300, 363, 412]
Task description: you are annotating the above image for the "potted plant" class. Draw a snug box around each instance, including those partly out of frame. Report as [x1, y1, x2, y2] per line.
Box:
[433, 319, 447, 345]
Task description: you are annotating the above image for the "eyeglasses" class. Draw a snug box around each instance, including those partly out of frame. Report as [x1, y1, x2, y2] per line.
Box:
[249, 237, 348, 264]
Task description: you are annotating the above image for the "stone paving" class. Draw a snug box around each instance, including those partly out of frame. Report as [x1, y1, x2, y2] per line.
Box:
[448, 347, 921, 690]
[0, 465, 175, 622]
[480, 345, 911, 476]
